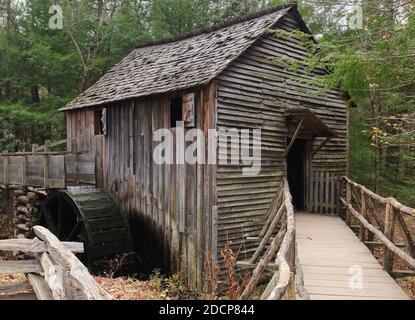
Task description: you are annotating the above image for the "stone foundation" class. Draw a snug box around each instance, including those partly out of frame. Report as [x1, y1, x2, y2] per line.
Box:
[0, 187, 44, 240]
[12, 189, 43, 239]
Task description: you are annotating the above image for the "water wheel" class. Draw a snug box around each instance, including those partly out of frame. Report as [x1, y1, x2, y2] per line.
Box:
[39, 187, 134, 271]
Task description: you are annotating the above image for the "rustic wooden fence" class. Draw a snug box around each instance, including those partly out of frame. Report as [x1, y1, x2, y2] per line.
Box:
[0, 226, 111, 300]
[307, 171, 342, 215]
[341, 176, 415, 277]
[238, 178, 309, 300]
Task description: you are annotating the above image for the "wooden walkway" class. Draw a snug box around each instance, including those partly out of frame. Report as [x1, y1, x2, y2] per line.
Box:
[296, 212, 409, 300]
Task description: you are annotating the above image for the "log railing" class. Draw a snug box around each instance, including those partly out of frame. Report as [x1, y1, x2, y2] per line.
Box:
[341, 176, 415, 276]
[0, 226, 111, 300]
[239, 178, 309, 300]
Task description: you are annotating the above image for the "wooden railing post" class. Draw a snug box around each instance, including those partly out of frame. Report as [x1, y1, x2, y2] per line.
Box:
[4, 157, 9, 187]
[345, 181, 352, 226]
[22, 155, 27, 187]
[44, 140, 51, 153]
[383, 202, 396, 273]
[359, 190, 367, 242]
[43, 155, 49, 189]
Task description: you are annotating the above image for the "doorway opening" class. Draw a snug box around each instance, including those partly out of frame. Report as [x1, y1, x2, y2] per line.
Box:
[287, 139, 307, 211]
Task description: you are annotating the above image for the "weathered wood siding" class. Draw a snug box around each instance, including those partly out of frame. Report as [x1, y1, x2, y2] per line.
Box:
[215, 11, 348, 272]
[66, 84, 217, 290]
[66, 110, 96, 154]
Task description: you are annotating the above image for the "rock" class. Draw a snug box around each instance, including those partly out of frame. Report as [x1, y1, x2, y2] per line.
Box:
[13, 217, 25, 224]
[16, 224, 29, 231]
[16, 234, 26, 239]
[17, 206, 29, 214]
[27, 192, 38, 201]
[17, 195, 29, 204]
[13, 190, 25, 197]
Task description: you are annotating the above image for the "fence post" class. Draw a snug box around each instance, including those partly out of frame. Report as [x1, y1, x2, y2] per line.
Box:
[383, 202, 396, 273]
[359, 190, 366, 242]
[44, 140, 51, 153]
[345, 181, 352, 226]
[4, 157, 9, 187]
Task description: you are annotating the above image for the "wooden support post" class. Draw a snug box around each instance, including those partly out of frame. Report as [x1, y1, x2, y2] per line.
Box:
[359, 190, 366, 242]
[44, 140, 51, 153]
[286, 116, 305, 156]
[22, 155, 27, 187]
[4, 157, 9, 186]
[383, 202, 396, 273]
[43, 155, 49, 189]
[345, 182, 351, 226]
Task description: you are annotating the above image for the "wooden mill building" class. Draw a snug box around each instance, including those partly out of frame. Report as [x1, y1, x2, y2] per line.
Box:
[60, 5, 348, 289]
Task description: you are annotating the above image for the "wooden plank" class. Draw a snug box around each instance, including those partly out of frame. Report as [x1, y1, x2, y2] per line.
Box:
[39, 253, 66, 300]
[26, 273, 53, 300]
[0, 281, 32, 295]
[0, 238, 84, 254]
[43, 155, 49, 189]
[0, 260, 42, 274]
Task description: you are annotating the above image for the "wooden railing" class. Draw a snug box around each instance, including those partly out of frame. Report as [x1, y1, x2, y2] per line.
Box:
[341, 177, 415, 276]
[0, 226, 111, 300]
[239, 178, 309, 300]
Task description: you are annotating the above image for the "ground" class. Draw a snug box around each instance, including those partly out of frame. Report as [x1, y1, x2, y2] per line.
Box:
[94, 276, 170, 300]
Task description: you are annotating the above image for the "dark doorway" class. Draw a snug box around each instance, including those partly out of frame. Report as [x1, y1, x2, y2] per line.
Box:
[287, 139, 307, 211]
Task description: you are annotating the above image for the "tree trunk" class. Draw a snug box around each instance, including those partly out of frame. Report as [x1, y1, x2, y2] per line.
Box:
[31, 85, 40, 103]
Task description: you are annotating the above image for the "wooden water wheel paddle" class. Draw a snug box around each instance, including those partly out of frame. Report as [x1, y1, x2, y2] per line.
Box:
[39, 187, 133, 271]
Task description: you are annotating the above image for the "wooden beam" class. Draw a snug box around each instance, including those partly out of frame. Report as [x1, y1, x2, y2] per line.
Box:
[40, 253, 66, 300]
[0, 238, 84, 254]
[0, 281, 32, 295]
[236, 261, 278, 271]
[0, 260, 43, 274]
[4, 157, 8, 186]
[43, 155, 49, 189]
[391, 270, 415, 278]
[383, 203, 396, 273]
[286, 116, 305, 156]
[26, 273, 53, 300]
[22, 155, 27, 187]
[365, 241, 406, 249]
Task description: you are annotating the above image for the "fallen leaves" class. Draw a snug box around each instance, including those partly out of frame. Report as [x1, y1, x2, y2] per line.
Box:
[95, 276, 172, 300]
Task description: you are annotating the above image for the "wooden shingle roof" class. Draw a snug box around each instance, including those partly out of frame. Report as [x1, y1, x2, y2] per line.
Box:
[61, 5, 299, 111]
